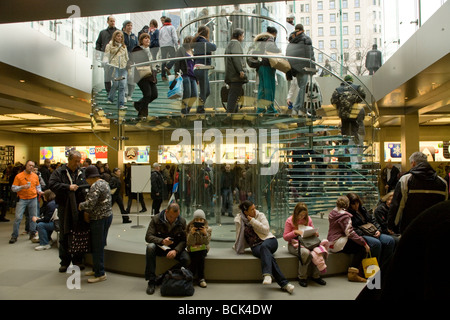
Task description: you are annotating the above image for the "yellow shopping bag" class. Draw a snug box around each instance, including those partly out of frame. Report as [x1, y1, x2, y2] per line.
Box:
[362, 253, 380, 278]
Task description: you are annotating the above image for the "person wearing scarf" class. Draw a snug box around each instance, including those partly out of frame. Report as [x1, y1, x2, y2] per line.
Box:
[233, 200, 294, 294]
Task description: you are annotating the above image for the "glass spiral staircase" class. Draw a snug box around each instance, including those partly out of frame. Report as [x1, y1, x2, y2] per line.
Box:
[90, 8, 380, 240]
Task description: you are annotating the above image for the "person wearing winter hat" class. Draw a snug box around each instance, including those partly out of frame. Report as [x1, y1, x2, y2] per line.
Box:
[186, 209, 212, 288]
[330, 73, 366, 148]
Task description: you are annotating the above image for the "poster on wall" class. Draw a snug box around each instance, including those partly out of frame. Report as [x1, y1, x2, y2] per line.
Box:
[123, 146, 150, 164]
[40, 146, 108, 164]
[384, 141, 450, 162]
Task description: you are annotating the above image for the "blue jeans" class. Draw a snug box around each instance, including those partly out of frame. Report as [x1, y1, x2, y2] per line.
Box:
[294, 73, 308, 114]
[251, 237, 289, 288]
[108, 67, 127, 106]
[145, 243, 191, 282]
[194, 69, 210, 113]
[363, 234, 395, 266]
[221, 188, 233, 215]
[37, 221, 54, 245]
[12, 198, 38, 238]
[181, 76, 198, 114]
[89, 215, 113, 277]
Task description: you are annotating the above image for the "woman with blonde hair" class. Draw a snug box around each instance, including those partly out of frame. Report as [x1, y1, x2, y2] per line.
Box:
[327, 196, 369, 282]
[283, 202, 328, 287]
[104, 30, 129, 110]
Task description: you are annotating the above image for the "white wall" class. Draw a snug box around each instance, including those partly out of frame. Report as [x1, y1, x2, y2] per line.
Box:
[0, 22, 92, 93]
[373, 0, 450, 101]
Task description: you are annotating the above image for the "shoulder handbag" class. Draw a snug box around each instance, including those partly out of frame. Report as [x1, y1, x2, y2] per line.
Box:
[267, 52, 291, 73]
[298, 235, 321, 251]
[160, 267, 195, 297]
[359, 223, 378, 236]
[135, 64, 152, 79]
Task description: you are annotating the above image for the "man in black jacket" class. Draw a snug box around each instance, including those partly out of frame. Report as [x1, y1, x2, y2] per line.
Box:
[286, 24, 315, 116]
[388, 151, 448, 234]
[95, 16, 118, 93]
[365, 44, 382, 75]
[381, 160, 400, 193]
[151, 163, 165, 215]
[144, 203, 190, 295]
[48, 150, 90, 272]
[39, 158, 51, 190]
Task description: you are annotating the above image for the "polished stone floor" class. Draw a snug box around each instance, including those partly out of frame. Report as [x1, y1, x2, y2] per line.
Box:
[0, 199, 366, 301]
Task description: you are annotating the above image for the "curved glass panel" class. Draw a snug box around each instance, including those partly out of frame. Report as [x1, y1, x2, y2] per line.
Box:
[91, 10, 380, 242]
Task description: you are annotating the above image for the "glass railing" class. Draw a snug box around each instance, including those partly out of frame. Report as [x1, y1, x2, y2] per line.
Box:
[90, 12, 380, 240]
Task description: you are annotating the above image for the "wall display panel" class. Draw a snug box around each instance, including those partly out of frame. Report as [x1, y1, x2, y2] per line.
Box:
[158, 145, 189, 164]
[157, 143, 258, 165]
[40, 146, 108, 164]
[384, 141, 450, 162]
[123, 146, 150, 164]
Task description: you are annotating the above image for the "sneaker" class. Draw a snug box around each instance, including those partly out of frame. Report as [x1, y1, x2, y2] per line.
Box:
[199, 279, 207, 288]
[9, 237, 17, 244]
[106, 100, 113, 104]
[35, 244, 51, 251]
[263, 275, 272, 285]
[87, 274, 107, 283]
[31, 235, 40, 243]
[119, 105, 127, 110]
[282, 283, 295, 294]
[127, 96, 133, 102]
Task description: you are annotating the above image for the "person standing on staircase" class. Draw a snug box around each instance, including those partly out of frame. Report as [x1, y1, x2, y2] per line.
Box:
[159, 17, 178, 81]
[286, 24, 315, 116]
[96, 16, 118, 94]
[331, 75, 366, 146]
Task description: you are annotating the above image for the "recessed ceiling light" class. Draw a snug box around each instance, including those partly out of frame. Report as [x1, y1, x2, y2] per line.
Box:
[19, 80, 26, 83]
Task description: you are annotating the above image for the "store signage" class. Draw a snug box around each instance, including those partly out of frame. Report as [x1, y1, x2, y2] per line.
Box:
[171, 121, 279, 175]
